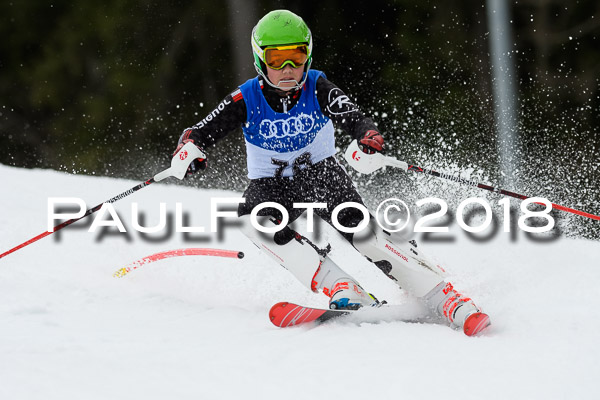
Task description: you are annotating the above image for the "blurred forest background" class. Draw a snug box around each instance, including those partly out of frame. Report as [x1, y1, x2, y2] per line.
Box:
[1, 0, 598, 238]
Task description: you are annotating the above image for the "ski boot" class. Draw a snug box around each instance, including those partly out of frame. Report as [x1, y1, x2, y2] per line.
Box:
[424, 281, 491, 336]
[310, 257, 380, 310]
[327, 279, 380, 310]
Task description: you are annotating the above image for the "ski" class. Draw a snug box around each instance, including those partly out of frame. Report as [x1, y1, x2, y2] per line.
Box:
[268, 301, 426, 328]
[269, 301, 491, 336]
[269, 302, 352, 327]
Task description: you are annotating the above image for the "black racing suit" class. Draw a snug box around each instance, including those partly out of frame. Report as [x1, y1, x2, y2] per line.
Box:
[179, 75, 379, 242]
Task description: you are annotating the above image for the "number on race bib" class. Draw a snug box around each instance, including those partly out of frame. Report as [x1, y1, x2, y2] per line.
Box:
[271, 152, 313, 177]
[271, 159, 288, 178]
[293, 152, 312, 175]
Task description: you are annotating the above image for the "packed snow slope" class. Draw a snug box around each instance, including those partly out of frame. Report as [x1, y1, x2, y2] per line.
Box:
[1, 164, 599, 400]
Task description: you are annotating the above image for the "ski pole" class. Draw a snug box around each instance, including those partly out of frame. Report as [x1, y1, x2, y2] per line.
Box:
[344, 140, 600, 221]
[0, 142, 206, 260]
[0, 178, 155, 260]
[404, 164, 600, 221]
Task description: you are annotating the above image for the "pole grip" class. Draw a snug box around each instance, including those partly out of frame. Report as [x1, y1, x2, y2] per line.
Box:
[155, 141, 206, 182]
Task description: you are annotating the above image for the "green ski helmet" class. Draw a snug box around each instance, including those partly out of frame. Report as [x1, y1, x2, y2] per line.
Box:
[251, 10, 313, 89]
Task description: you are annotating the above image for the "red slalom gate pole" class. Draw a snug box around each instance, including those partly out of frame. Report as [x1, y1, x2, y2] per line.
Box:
[113, 248, 245, 277]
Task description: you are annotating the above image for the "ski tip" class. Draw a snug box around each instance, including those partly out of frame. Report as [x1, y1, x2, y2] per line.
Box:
[270, 302, 296, 327]
[237, 251, 245, 259]
[463, 312, 491, 337]
[269, 302, 290, 323]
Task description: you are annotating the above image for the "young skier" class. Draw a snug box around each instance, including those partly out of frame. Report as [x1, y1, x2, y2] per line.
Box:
[173, 10, 490, 335]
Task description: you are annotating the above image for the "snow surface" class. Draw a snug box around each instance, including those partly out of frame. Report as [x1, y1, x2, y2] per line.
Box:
[1, 164, 599, 400]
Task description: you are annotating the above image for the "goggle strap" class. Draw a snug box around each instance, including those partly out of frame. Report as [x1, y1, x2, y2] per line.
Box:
[264, 44, 307, 51]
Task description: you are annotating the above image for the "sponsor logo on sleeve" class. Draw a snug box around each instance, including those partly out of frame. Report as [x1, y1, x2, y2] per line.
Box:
[325, 88, 358, 115]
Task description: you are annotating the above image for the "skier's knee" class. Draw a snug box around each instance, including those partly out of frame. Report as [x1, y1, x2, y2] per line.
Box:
[352, 225, 445, 297]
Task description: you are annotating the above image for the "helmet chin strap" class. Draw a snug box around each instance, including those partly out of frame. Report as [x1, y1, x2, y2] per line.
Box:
[274, 79, 301, 90]
[254, 61, 311, 91]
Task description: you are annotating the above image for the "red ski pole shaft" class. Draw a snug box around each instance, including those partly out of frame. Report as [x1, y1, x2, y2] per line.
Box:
[406, 165, 600, 221]
[0, 178, 156, 260]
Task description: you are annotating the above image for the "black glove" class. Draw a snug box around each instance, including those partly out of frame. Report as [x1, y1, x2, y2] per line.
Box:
[358, 130, 384, 154]
[173, 138, 207, 177]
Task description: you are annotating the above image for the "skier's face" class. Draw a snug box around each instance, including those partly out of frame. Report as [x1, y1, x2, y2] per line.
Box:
[266, 64, 304, 91]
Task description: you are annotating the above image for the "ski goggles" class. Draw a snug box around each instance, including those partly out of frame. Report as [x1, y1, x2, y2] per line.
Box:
[263, 44, 308, 70]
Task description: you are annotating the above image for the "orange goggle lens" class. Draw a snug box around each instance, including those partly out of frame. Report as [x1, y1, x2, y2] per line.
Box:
[264, 45, 308, 70]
